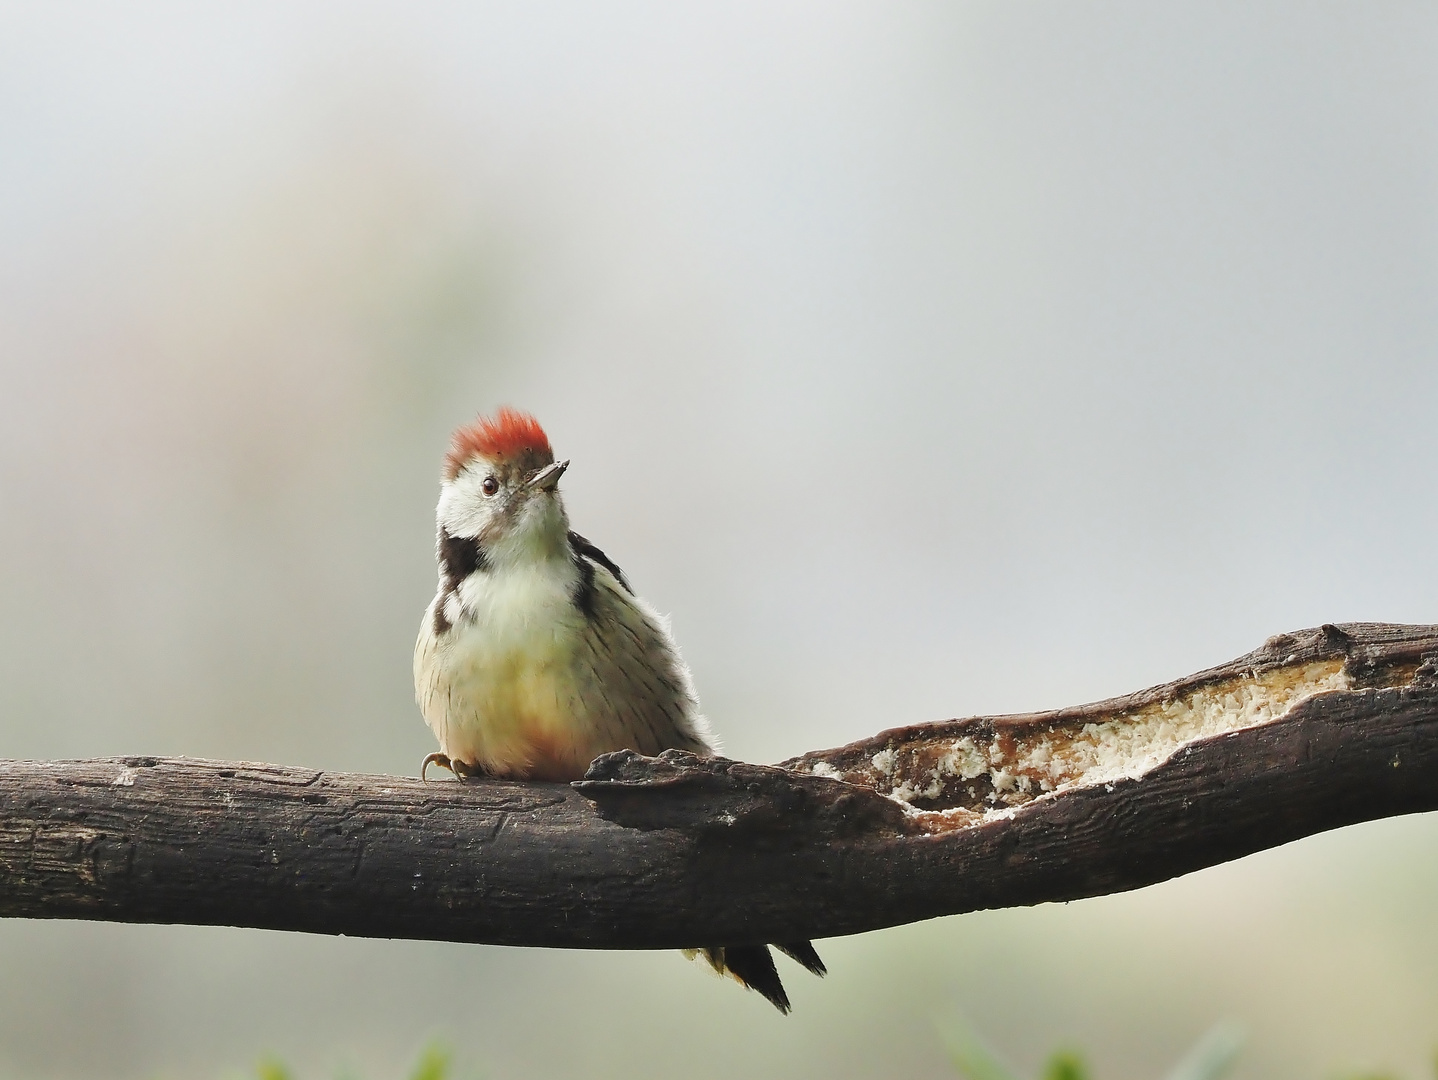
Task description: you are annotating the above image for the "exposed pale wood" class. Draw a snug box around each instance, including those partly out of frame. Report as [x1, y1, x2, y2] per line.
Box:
[1, 623, 1435, 948]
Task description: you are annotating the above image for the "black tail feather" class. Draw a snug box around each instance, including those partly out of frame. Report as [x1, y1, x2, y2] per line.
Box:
[692, 939, 827, 1014]
[716, 945, 791, 1014]
[775, 940, 827, 978]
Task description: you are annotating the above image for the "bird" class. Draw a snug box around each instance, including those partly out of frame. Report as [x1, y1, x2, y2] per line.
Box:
[413, 407, 825, 1013]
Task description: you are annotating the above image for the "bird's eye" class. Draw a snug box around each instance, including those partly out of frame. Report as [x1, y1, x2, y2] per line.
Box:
[481, 477, 499, 497]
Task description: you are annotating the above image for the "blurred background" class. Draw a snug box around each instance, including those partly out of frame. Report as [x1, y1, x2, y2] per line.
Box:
[1, 2, 1436, 1077]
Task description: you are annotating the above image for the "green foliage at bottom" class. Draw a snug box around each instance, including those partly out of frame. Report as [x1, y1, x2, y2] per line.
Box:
[939, 1017, 1242, 1080]
[1040, 1050, 1089, 1080]
[939, 1016, 1438, 1080]
[240, 1041, 475, 1080]
[237, 1025, 1438, 1080]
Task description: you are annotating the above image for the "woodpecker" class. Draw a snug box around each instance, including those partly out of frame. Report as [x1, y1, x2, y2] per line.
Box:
[414, 407, 825, 1013]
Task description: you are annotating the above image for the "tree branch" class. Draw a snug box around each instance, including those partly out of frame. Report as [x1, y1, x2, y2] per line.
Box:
[3, 622, 1436, 949]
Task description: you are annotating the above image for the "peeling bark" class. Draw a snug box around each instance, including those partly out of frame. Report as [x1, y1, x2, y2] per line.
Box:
[1, 623, 1435, 949]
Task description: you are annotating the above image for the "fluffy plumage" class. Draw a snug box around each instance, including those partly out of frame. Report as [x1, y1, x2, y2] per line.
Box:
[414, 408, 824, 1010]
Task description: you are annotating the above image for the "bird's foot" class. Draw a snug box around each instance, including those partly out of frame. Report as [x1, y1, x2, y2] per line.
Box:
[421, 753, 486, 783]
[421, 752, 459, 782]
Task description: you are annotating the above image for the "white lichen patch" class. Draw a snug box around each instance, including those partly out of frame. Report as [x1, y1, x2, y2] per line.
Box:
[1044, 659, 1349, 794]
[889, 773, 945, 804]
[804, 658, 1352, 828]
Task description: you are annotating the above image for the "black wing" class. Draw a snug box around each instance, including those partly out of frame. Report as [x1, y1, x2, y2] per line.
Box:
[567, 530, 633, 594]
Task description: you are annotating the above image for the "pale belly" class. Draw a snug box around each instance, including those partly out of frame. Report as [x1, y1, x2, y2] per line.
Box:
[417, 610, 604, 781]
[415, 557, 707, 780]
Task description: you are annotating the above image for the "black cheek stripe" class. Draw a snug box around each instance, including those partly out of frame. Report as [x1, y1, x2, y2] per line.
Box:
[434, 528, 489, 635]
[440, 528, 486, 582]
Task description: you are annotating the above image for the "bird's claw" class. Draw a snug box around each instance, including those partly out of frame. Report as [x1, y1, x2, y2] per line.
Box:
[421, 752, 461, 783]
[421, 752, 482, 783]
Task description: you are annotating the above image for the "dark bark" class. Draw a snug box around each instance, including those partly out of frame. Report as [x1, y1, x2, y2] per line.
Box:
[2, 622, 1436, 949]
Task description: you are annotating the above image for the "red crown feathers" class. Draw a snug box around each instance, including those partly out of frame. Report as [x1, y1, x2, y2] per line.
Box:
[444, 408, 552, 479]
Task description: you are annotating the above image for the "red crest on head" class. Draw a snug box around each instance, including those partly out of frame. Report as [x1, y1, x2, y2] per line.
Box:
[444, 408, 552, 479]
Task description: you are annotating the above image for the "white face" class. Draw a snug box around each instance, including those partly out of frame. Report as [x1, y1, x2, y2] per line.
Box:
[436, 456, 569, 563]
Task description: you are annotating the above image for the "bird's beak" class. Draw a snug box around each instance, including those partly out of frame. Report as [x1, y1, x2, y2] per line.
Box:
[527, 459, 569, 491]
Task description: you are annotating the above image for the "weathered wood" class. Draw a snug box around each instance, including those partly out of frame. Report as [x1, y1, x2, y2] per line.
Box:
[2, 622, 1436, 949]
